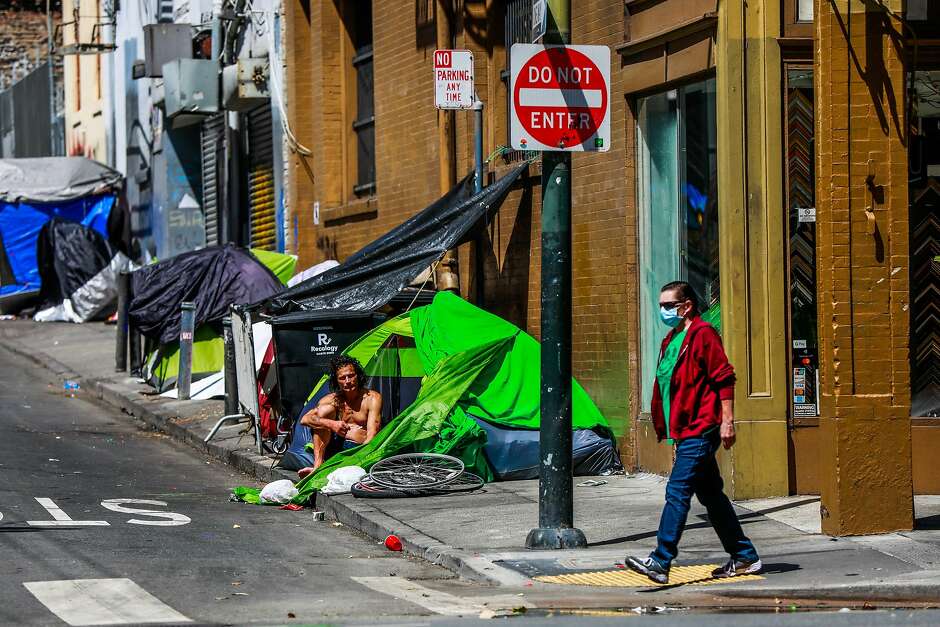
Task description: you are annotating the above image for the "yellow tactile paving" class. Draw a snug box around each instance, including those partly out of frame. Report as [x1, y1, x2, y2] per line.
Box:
[534, 564, 764, 587]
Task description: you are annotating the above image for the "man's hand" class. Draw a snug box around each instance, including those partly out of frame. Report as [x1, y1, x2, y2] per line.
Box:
[720, 421, 736, 449]
[720, 398, 735, 449]
[332, 420, 349, 437]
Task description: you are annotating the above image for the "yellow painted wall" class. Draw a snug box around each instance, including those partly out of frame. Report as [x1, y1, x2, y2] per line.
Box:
[715, 0, 789, 499]
[61, 0, 108, 160]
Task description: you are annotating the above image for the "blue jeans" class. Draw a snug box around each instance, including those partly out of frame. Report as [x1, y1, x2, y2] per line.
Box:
[651, 429, 759, 568]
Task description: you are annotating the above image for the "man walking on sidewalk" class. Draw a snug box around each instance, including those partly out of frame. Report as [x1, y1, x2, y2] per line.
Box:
[626, 281, 762, 584]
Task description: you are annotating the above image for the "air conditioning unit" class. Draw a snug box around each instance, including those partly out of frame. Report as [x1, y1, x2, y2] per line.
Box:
[143, 24, 193, 78]
[163, 59, 220, 124]
[222, 58, 270, 111]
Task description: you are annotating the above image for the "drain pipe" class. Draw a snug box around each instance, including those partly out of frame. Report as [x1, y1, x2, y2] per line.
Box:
[435, 0, 460, 293]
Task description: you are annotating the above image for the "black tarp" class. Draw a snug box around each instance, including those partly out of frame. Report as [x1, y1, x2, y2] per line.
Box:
[34, 218, 129, 322]
[265, 162, 528, 315]
[129, 245, 284, 344]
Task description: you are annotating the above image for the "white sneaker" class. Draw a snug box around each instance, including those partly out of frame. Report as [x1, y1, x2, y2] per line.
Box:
[711, 558, 763, 578]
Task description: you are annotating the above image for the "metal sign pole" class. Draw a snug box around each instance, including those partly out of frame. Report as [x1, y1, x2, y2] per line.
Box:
[525, 0, 586, 550]
[178, 302, 196, 401]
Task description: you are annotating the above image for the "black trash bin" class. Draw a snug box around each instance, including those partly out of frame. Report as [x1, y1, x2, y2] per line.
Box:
[269, 310, 387, 425]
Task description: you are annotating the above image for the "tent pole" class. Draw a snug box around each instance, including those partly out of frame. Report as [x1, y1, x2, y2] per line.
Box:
[525, 0, 586, 551]
[473, 97, 486, 306]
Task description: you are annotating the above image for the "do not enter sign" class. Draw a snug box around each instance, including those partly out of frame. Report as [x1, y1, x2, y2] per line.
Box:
[510, 44, 610, 152]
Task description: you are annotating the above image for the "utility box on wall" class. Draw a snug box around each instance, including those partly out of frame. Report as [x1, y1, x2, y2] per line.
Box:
[144, 24, 193, 78]
[222, 58, 270, 111]
[163, 59, 220, 125]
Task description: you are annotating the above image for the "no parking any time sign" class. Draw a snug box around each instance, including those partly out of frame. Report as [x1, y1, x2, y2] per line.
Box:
[434, 49, 474, 110]
[509, 44, 610, 152]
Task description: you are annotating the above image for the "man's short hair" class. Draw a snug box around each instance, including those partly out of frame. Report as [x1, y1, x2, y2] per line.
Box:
[328, 355, 367, 394]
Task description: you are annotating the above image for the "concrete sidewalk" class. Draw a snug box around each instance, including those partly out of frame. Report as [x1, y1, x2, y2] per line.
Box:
[2, 319, 939, 603]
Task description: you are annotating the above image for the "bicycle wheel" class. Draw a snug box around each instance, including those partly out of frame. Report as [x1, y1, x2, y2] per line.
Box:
[368, 453, 464, 489]
[423, 472, 484, 494]
[351, 473, 484, 498]
[350, 478, 415, 499]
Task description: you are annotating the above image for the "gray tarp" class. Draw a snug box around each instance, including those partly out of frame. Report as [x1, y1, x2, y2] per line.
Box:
[0, 157, 123, 204]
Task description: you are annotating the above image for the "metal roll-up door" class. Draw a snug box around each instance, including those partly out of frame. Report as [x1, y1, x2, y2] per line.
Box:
[246, 104, 276, 251]
[201, 113, 225, 246]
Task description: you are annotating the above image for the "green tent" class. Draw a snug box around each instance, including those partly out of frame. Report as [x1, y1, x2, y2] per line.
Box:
[142, 248, 296, 392]
[143, 324, 225, 392]
[234, 291, 612, 505]
[249, 248, 297, 285]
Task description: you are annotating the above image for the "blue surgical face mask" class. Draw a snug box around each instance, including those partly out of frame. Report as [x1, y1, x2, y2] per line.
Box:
[659, 306, 683, 328]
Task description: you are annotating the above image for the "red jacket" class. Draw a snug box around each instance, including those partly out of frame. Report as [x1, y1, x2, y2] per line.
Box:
[651, 317, 736, 441]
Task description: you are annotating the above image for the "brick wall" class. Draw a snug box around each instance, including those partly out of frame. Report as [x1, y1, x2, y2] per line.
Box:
[0, 8, 63, 92]
[287, 0, 634, 452]
[815, 0, 913, 534]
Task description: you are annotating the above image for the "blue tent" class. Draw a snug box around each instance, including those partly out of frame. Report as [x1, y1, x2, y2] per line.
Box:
[0, 158, 122, 311]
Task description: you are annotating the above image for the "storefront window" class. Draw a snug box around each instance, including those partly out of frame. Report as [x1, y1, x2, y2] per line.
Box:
[909, 71, 940, 417]
[797, 0, 813, 22]
[636, 78, 719, 411]
[785, 68, 819, 418]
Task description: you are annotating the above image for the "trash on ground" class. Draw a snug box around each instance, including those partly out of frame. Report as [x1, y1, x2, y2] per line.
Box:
[279, 503, 305, 511]
[384, 535, 403, 551]
[63, 380, 80, 391]
[577, 479, 608, 487]
[259, 479, 299, 504]
[320, 466, 367, 495]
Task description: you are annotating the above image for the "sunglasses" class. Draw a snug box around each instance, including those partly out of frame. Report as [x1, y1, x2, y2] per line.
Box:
[659, 299, 688, 309]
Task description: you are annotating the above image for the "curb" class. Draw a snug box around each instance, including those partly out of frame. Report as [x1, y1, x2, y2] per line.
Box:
[712, 582, 940, 603]
[0, 335, 507, 586]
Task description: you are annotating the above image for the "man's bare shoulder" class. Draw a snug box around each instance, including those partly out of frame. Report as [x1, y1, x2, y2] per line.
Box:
[318, 392, 339, 406]
[363, 388, 382, 405]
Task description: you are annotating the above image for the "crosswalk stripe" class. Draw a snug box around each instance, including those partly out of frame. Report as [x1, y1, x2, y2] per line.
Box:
[23, 578, 191, 625]
[351, 576, 533, 617]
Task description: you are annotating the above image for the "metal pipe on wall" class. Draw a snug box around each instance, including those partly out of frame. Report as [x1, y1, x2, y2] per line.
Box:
[45, 0, 55, 154]
[435, 0, 460, 292]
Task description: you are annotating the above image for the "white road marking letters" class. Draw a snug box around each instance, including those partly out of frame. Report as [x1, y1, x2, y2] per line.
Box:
[24, 578, 191, 625]
[100, 499, 191, 526]
[352, 576, 533, 617]
[27, 498, 109, 527]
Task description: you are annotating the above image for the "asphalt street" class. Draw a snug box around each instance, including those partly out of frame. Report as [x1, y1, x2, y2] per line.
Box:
[0, 344, 457, 625]
[2, 342, 939, 627]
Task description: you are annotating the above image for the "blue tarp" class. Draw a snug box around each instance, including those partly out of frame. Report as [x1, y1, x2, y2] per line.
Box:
[0, 194, 114, 294]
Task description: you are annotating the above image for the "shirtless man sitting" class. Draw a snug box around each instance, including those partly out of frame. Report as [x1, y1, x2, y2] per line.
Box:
[296, 355, 382, 479]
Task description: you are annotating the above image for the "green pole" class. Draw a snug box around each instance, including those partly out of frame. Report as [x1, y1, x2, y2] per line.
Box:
[525, 0, 587, 550]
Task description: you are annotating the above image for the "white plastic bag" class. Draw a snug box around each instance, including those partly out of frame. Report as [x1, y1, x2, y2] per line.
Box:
[259, 479, 299, 504]
[320, 466, 367, 495]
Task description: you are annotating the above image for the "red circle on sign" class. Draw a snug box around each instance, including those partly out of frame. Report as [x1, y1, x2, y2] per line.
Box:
[513, 47, 607, 149]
